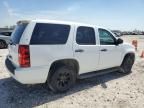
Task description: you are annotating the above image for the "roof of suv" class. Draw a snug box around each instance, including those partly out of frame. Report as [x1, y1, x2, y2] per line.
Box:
[18, 19, 102, 28]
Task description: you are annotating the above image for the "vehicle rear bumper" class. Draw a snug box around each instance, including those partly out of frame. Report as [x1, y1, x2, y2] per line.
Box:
[5, 58, 49, 84]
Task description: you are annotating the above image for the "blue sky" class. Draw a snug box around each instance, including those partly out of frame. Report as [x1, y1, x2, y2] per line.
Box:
[0, 0, 144, 30]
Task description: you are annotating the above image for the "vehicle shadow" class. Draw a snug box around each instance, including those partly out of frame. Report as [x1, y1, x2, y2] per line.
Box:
[0, 71, 127, 108]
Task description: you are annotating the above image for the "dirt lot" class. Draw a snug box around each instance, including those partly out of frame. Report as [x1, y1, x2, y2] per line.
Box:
[0, 35, 144, 108]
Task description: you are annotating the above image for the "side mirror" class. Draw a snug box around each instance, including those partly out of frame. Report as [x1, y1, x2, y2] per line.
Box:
[116, 38, 123, 45]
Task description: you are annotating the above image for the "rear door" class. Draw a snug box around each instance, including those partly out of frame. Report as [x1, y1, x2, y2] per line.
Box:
[98, 28, 122, 69]
[8, 22, 28, 66]
[73, 26, 100, 74]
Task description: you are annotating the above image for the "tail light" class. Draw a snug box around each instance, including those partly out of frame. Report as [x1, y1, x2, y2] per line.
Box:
[18, 45, 30, 67]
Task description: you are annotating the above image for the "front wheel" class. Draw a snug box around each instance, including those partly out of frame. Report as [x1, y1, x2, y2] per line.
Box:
[120, 54, 135, 74]
[48, 66, 76, 93]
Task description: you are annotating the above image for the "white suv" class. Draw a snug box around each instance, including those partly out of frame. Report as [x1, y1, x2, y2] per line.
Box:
[5, 20, 135, 92]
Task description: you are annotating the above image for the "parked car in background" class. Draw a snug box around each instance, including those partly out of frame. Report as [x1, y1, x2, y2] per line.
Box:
[0, 32, 12, 49]
[5, 20, 135, 93]
[113, 32, 122, 37]
[111, 30, 122, 37]
[122, 31, 134, 35]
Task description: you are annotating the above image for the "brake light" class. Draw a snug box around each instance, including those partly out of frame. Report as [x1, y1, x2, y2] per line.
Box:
[18, 45, 30, 67]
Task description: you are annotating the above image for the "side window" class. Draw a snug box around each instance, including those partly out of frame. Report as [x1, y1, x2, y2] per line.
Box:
[98, 29, 116, 45]
[76, 26, 96, 45]
[30, 23, 70, 44]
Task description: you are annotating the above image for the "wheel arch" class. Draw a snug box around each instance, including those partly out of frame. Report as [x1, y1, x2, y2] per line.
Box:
[47, 59, 80, 81]
[121, 52, 135, 65]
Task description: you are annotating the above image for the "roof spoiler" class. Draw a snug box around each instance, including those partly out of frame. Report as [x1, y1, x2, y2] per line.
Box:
[17, 20, 30, 25]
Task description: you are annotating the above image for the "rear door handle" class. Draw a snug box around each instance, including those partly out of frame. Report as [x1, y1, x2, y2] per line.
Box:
[75, 49, 84, 53]
[100, 49, 107, 52]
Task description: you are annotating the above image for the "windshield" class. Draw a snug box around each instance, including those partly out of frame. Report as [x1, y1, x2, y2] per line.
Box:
[11, 23, 28, 44]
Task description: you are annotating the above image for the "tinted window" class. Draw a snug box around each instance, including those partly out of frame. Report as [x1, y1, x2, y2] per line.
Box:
[76, 26, 96, 45]
[98, 29, 116, 45]
[30, 23, 70, 44]
[11, 23, 27, 44]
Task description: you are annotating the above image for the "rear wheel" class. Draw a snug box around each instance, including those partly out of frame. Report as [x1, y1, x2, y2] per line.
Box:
[48, 66, 76, 93]
[120, 54, 135, 74]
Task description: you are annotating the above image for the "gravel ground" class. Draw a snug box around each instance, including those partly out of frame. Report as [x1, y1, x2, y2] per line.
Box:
[0, 35, 144, 108]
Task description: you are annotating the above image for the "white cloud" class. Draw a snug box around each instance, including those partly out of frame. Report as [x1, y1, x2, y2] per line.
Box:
[3, 1, 80, 19]
[1, 2, 82, 27]
[0, 1, 20, 27]
[1, 1, 144, 30]
[67, 4, 80, 12]
[3, 1, 17, 17]
[1, 1, 83, 27]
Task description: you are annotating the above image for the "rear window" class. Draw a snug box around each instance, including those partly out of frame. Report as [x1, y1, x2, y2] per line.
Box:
[30, 23, 70, 45]
[11, 23, 27, 44]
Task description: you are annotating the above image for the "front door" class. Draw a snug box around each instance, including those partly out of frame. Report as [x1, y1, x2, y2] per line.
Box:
[98, 28, 122, 69]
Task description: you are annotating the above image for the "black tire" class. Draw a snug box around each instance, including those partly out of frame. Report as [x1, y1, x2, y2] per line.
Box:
[0, 40, 7, 49]
[48, 66, 76, 93]
[120, 54, 135, 74]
